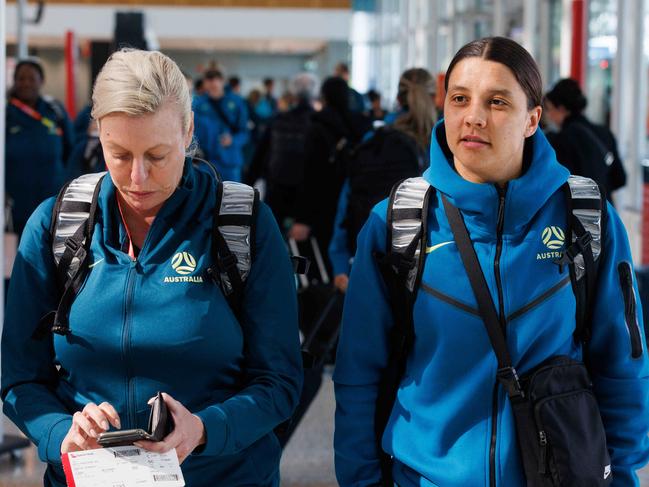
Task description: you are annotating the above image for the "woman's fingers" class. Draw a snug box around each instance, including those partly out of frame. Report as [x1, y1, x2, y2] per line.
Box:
[134, 439, 174, 453]
[98, 402, 121, 429]
[73, 411, 99, 439]
[82, 403, 110, 432]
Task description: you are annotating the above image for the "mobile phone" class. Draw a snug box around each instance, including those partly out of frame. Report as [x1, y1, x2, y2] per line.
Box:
[97, 428, 155, 448]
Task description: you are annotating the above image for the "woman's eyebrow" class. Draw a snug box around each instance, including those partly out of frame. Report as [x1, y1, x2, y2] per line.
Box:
[103, 142, 171, 151]
[486, 89, 514, 97]
[447, 85, 514, 98]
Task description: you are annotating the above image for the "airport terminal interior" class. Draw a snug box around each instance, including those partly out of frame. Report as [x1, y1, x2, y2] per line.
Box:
[2, 0, 649, 485]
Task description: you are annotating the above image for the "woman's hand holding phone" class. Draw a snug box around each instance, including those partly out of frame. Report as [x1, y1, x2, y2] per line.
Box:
[61, 402, 121, 454]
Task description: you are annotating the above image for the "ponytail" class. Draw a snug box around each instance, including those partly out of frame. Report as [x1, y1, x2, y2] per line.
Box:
[393, 68, 436, 151]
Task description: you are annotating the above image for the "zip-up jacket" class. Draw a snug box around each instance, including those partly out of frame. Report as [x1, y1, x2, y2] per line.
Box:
[333, 121, 649, 487]
[193, 93, 250, 181]
[1, 160, 303, 487]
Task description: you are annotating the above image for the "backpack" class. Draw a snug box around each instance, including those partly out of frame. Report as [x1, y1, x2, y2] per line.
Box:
[374, 175, 607, 487]
[343, 127, 425, 254]
[33, 170, 262, 338]
[267, 108, 313, 187]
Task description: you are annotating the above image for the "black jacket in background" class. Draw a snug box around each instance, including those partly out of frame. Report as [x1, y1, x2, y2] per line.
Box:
[547, 114, 626, 201]
[295, 107, 371, 260]
[247, 101, 315, 229]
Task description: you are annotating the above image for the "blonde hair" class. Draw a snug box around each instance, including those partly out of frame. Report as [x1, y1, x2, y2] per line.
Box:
[91, 49, 192, 133]
[393, 68, 436, 151]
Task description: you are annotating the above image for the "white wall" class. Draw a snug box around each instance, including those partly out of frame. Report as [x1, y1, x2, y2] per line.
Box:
[5, 5, 351, 43]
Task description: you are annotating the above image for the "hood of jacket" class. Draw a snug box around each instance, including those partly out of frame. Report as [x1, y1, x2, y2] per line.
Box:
[423, 120, 570, 236]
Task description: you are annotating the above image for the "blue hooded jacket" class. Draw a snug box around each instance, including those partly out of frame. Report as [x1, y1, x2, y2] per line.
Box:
[333, 121, 649, 486]
[1, 160, 303, 486]
[193, 93, 250, 182]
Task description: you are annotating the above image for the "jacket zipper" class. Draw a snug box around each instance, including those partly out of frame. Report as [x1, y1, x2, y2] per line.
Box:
[617, 262, 643, 358]
[490, 186, 507, 487]
[121, 217, 158, 428]
[123, 261, 138, 428]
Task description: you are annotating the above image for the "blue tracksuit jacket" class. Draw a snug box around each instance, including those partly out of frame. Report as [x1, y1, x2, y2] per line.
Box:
[334, 121, 649, 486]
[5, 96, 75, 234]
[1, 160, 303, 486]
[193, 93, 250, 182]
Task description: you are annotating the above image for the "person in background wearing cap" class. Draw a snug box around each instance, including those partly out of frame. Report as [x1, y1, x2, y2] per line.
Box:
[192, 69, 249, 182]
[5, 58, 75, 236]
[544, 78, 626, 203]
[334, 62, 365, 113]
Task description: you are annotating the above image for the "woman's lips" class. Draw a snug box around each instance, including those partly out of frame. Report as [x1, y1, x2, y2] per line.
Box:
[460, 136, 489, 149]
[127, 190, 154, 201]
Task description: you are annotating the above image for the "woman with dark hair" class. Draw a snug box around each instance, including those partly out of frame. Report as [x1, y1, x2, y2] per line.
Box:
[289, 76, 371, 266]
[334, 37, 649, 487]
[545, 78, 626, 201]
[5, 58, 75, 235]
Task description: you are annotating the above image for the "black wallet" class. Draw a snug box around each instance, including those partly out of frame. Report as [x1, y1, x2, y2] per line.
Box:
[97, 392, 174, 447]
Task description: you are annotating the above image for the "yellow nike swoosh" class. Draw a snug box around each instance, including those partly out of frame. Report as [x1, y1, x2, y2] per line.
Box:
[426, 241, 454, 254]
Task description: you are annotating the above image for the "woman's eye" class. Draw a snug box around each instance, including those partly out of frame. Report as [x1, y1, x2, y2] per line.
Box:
[113, 154, 130, 161]
[452, 95, 467, 103]
[148, 155, 165, 162]
[490, 99, 506, 106]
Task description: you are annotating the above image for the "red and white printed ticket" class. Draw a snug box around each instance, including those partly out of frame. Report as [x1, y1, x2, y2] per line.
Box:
[61, 446, 185, 487]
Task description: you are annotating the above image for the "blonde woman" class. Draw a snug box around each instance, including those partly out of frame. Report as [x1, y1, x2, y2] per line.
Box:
[1, 49, 302, 487]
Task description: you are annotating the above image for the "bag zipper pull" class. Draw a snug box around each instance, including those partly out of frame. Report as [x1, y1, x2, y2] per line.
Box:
[538, 430, 548, 474]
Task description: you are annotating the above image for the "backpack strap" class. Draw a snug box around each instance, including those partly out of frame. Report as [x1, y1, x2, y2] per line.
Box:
[554, 175, 606, 343]
[33, 171, 106, 339]
[374, 176, 433, 487]
[207, 181, 258, 315]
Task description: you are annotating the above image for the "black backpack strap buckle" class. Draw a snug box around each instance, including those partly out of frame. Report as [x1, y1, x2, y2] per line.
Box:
[553, 231, 593, 273]
[51, 321, 72, 336]
[64, 236, 82, 254]
[32, 311, 71, 339]
[497, 366, 525, 401]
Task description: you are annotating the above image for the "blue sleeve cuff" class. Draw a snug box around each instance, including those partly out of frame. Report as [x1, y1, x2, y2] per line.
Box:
[193, 406, 229, 456]
[39, 416, 72, 466]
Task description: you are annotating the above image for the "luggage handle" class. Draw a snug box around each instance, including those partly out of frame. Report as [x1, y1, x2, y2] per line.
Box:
[310, 236, 330, 285]
[288, 238, 310, 289]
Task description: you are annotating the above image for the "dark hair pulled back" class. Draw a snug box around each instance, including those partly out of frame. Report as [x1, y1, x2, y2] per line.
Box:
[545, 78, 587, 114]
[444, 37, 542, 109]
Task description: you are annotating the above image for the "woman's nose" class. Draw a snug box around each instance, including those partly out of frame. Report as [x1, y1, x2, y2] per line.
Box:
[130, 158, 149, 185]
[464, 104, 487, 128]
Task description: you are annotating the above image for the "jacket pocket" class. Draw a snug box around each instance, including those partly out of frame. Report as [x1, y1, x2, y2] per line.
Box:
[618, 262, 643, 358]
[534, 388, 611, 486]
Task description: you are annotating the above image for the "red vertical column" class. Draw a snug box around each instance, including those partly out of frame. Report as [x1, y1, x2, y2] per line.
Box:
[65, 31, 76, 118]
[643, 170, 649, 264]
[570, 0, 587, 86]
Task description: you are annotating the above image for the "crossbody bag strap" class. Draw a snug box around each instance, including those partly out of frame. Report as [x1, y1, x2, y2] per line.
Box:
[441, 194, 524, 399]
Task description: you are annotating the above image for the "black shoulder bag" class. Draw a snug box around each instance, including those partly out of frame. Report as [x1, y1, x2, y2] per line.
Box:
[442, 194, 612, 487]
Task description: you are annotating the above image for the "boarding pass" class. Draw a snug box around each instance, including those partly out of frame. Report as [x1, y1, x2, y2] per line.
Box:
[61, 445, 185, 487]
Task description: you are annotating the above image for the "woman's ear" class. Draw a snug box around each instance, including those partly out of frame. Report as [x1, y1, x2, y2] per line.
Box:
[525, 106, 542, 137]
[185, 112, 195, 149]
